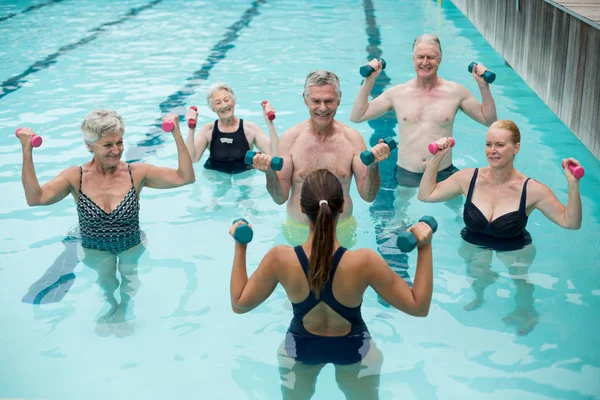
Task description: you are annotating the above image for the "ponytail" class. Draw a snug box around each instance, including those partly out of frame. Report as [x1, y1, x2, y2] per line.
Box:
[308, 202, 336, 298]
[300, 169, 344, 299]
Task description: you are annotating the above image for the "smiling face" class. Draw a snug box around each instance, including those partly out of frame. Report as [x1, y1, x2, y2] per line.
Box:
[412, 42, 442, 79]
[91, 132, 124, 167]
[304, 84, 340, 128]
[485, 127, 520, 168]
[211, 89, 236, 119]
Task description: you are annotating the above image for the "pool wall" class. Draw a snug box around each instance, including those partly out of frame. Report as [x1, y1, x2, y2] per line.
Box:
[451, 0, 600, 159]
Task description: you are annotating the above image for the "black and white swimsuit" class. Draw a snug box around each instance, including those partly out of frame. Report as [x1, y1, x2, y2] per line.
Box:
[77, 165, 142, 254]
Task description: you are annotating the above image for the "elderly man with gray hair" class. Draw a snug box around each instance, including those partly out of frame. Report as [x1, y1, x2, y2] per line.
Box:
[351, 33, 497, 187]
[251, 70, 392, 248]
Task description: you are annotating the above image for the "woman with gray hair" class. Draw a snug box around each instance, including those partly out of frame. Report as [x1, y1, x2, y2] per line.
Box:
[185, 82, 277, 174]
[16, 109, 194, 336]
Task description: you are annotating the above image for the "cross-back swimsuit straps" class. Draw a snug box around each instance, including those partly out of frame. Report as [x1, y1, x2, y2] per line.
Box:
[203, 119, 252, 174]
[285, 246, 371, 365]
[77, 165, 141, 254]
[461, 168, 532, 251]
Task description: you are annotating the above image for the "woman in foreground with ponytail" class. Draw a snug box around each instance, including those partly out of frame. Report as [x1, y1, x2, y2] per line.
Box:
[229, 169, 434, 399]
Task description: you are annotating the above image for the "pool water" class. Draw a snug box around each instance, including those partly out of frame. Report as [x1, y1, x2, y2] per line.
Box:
[1, 0, 599, 399]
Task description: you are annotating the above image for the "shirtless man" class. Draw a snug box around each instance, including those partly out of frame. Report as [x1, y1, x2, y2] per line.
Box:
[350, 33, 497, 187]
[252, 70, 391, 247]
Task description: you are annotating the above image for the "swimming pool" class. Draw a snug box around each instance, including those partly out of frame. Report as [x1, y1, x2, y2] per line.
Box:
[1, 0, 599, 398]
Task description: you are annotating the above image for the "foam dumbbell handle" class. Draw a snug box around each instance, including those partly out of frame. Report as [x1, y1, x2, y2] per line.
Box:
[428, 137, 455, 154]
[396, 216, 438, 252]
[162, 120, 174, 132]
[245, 150, 284, 171]
[468, 62, 496, 84]
[360, 137, 397, 166]
[232, 218, 253, 244]
[360, 59, 387, 78]
[188, 106, 197, 129]
[568, 164, 585, 179]
[15, 128, 43, 148]
[262, 101, 275, 121]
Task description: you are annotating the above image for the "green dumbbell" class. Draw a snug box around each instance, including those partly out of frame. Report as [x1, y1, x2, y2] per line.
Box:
[244, 150, 284, 171]
[360, 137, 397, 166]
[232, 218, 253, 244]
[468, 62, 496, 84]
[396, 216, 437, 252]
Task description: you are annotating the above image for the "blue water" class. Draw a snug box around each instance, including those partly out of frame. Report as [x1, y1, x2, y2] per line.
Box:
[1, 0, 599, 399]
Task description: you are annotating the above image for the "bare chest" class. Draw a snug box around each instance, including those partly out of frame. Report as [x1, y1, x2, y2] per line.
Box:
[291, 138, 354, 182]
[395, 93, 460, 125]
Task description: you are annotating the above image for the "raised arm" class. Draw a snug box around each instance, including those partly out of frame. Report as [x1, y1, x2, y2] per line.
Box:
[529, 158, 582, 229]
[18, 128, 75, 206]
[264, 129, 295, 205]
[142, 114, 195, 189]
[245, 121, 272, 155]
[458, 66, 497, 126]
[366, 222, 433, 316]
[230, 222, 280, 313]
[350, 60, 394, 123]
[185, 111, 211, 163]
[350, 132, 386, 202]
[418, 138, 466, 203]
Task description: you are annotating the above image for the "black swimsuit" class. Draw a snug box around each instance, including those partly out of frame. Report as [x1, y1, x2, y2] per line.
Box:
[461, 168, 532, 251]
[203, 119, 252, 174]
[77, 165, 142, 254]
[285, 246, 371, 365]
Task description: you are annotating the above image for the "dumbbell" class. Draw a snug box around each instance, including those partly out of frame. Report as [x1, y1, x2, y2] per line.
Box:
[360, 59, 387, 78]
[15, 128, 43, 148]
[468, 62, 496, 84]
[360, 137, 397, 166]
[161, 119, 175, 132]
[396, 216, 437, 252]
[188, 106, 197, 129]
[232, 218, 253, 244]
[245, 150, 284, 171]
[428, 138, 455, 154]
[262, 101, 275, 121]
[566, 162, 585, 179]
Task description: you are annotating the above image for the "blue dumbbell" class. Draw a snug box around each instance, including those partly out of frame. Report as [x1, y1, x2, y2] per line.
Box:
[396, 216, 437, 252]
[232, 218, 253, 244]
[360, 137, 397, 166]
[468, 62, 496, 84]
[360, 59, 387, 78]
[245, 150, 284, 171]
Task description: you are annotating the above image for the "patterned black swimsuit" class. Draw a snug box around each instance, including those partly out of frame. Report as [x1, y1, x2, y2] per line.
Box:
[77, 165, 141, 254]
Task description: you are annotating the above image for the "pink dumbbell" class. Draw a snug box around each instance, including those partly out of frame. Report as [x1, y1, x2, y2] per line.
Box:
[567, 163, 585, 179]
[161, 120, 174, 132]
[15, 128, 43, 148]
[262, 100, 275, 121]
[428, 137, 455, 154]
[188, 106, 197, 129]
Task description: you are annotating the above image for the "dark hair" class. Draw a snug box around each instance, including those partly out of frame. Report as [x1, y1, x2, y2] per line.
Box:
[300, 169, 344, 298]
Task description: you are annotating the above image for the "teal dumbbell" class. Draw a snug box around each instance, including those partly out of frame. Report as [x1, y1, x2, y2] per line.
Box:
[468, 62, 496, 84]
[232, 218, 253, 244]
[360, 59, 387, 77]
[396, 216, 437, 252]
[244, 150, 284, 171]
[360, 137, 397, 166]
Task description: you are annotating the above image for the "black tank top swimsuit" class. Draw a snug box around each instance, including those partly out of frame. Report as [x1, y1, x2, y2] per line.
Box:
[461, 168, 532, 251]
[203, 119, 252, 174]
[285, 246, 371, 365]
[77, 164, 141, 254]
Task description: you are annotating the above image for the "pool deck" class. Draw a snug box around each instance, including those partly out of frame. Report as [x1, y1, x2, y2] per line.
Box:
[547, 0, 600, 29]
